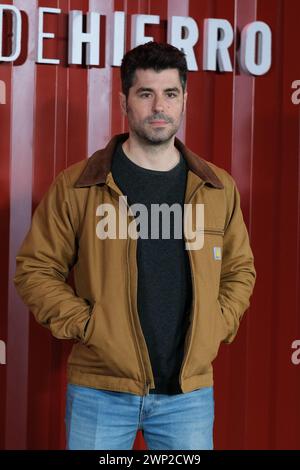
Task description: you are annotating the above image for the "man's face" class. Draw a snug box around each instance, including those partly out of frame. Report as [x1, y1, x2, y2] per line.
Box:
[119, 68, 187, 145]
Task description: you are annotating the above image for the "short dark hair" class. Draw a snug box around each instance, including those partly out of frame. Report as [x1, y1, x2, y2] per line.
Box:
[120, 41, 188, 98]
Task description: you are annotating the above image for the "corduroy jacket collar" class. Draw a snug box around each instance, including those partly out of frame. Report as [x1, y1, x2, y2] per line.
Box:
[74, 132, 224, 189]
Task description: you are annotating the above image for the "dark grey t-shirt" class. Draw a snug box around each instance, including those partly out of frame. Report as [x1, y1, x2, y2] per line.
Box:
[111, 142, 192, 394]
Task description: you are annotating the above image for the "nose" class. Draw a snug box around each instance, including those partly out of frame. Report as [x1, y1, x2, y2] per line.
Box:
[152, 94, 165, 113]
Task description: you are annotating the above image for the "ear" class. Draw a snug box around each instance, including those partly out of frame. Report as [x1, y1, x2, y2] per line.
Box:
[119, 92, 127, 116]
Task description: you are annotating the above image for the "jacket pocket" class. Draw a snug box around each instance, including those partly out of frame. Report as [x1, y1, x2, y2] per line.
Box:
[77, 300, 141, 379]
[81, 301, 98, 345]
[205, 300, 229, 363]
[193, 226, 224, 293]
[215, 299, 229, 343]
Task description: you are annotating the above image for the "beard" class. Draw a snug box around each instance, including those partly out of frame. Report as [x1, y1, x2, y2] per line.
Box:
[132, 123, 179, 145]
[126, 105, 184, 146]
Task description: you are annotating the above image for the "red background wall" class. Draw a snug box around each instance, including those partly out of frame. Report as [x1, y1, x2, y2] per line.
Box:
[1, 0, 300, 450]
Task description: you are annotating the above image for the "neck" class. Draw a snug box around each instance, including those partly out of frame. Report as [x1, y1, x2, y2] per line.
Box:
[122, 132, 180, 171]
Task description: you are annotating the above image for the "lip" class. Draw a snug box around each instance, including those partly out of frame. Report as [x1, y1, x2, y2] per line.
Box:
[149, 120, 168, 125]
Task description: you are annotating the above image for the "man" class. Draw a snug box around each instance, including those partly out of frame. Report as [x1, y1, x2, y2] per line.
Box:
[13, 42, 256, 450]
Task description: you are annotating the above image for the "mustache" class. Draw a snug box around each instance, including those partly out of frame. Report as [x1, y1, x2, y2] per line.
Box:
[146, 114, 172, 123]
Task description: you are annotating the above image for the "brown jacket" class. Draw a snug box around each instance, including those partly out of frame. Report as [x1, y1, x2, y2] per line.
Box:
[13, 133, 256, 396]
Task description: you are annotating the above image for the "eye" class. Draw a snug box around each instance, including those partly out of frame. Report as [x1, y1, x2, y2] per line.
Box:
[140, 93, 151, 98]
[166, 92, 177, 98]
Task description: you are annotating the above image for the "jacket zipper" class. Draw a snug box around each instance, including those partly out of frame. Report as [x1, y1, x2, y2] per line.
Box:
[106, 178, 152, 396]
[178, 227, 224, 388]
[179, 181, 205, 390]
[127, 235, 151, 396]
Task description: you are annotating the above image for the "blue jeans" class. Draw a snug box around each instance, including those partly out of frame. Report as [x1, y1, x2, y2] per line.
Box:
[65, 383, 214, 450]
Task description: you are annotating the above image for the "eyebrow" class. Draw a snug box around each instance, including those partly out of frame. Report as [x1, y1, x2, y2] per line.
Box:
[135, 87, 181, 94]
